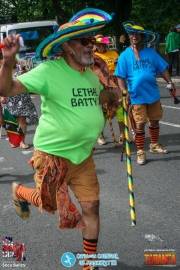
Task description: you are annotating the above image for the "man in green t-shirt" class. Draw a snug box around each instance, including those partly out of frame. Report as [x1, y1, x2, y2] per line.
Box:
[0, 8, 120, 270]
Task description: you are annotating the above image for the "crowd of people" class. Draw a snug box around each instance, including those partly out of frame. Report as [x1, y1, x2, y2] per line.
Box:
[0, 7, 179, 270]
[0, 52, 38, 148]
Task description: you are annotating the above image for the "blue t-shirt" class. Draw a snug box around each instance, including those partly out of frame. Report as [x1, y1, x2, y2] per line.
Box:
[114, 47, 168, 105]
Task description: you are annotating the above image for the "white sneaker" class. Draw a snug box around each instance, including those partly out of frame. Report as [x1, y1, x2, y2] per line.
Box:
[149, 143, 168, 154]
[97, 136, 107, 145]
[137, 149, 146, 165]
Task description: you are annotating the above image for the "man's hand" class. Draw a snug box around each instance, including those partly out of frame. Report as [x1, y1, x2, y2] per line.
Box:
[0, 34, 27, 98]
[1, 34, 20, 60]
[169, 83, 176, 97]
[99, 88, 121, 105]
[0, 97, 6, 104]
[168, 83, 180, 104]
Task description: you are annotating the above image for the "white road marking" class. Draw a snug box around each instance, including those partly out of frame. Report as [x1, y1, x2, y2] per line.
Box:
[1, 167, 14, 171]
[145, 234, 164, 242]
[160, 105, 180, 127]
[162, 105, 180, 110]
[22, 150, 33, 155]
[0, 157, 5, 162]
[160, 121, 180, 128]
[3, 204, 13, 211]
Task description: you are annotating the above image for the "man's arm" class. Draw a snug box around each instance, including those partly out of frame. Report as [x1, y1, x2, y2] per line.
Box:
[0, 34, 27, 97]
[116, 76, 127, 91]
[160, 68, 176, 95]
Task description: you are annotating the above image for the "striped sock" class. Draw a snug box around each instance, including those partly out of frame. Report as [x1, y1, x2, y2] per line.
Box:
[135, 129, 145, 150]
[16, 185, 40, 207]
[149, 125, 159, 143]
[83, 238, 98, 270]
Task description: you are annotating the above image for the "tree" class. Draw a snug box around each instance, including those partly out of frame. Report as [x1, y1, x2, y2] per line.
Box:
[130, 0, 180, 41]
[1, 0, 180, 40]
[0, 0, 132, 43]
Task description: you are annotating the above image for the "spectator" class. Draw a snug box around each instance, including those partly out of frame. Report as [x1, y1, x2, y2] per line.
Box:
[165, 26, 180, 76]
[175, 24, 180, 52]
[118, 34, 129, 54]
[0, 58, 38, 148]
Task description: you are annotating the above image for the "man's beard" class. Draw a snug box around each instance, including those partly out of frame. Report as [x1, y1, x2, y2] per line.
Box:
[70, 48, 94, 66]
[80, 54, 94, 66]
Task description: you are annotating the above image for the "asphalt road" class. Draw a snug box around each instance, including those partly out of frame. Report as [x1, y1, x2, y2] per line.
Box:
[0, 82, 180, 270]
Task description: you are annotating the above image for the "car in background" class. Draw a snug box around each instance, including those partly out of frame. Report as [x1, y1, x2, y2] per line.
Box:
[0, 20, 59, 63]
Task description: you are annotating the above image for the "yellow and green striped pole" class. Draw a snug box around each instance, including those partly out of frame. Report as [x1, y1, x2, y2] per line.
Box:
[122, 90, 136, 226]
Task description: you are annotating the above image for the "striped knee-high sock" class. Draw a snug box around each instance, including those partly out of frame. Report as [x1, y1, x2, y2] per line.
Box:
[16, 185, 40, 207]
[83, 238, 98, 270]
[135, 129, 145, 150]
[149, 125, 159, 143]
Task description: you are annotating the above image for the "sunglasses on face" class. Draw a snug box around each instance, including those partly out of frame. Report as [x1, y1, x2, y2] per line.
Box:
[130, 32, 144, 37]
[71, 37, 96, 46]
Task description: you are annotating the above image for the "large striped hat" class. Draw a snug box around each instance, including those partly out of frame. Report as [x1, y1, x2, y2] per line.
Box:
[35, 8, 113, 60]
[122, 21, 160, 44]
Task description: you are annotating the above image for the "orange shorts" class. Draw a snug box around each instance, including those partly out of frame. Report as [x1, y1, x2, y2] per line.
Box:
[132, 100, 163, 124]
[33, 150, 100, 205]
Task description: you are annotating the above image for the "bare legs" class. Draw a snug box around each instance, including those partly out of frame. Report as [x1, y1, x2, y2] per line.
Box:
[15, 116, 29, 148]
[80, 200, 99, 239]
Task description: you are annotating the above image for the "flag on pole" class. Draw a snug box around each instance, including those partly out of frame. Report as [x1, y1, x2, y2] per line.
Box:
[2, 108, 24, 146]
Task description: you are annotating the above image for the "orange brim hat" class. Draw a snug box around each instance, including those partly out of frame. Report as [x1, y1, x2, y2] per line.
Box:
[35, 8, 113, 60]
[122, 21, 160, 44]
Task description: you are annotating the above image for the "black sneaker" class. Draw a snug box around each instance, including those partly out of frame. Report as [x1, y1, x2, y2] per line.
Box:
[174, 97, 180, 104]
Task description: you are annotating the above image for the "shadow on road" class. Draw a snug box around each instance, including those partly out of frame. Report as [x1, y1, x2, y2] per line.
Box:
[0, 173, 34, 184]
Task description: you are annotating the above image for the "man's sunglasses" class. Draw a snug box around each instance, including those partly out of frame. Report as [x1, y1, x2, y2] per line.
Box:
[71, 37, 96, 46]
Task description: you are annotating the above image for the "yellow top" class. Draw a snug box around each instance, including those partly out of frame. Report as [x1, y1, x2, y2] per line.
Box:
[95, 50, 119, 76]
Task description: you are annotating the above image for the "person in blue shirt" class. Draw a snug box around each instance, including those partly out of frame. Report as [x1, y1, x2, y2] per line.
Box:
[114, 21, 176, 165]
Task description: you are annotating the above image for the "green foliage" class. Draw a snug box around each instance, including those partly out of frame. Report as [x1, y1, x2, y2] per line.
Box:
[1, 0, 174, 65]
[1, 0, 179, 43]
[0, 0, 174, 67]
[130, 0, 180, 40]
[159, 43, 169, 62]
[0, 0, 133, 44]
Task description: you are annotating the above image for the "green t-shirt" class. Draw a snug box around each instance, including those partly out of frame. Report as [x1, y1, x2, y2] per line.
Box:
[18, 58, 104, 164]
